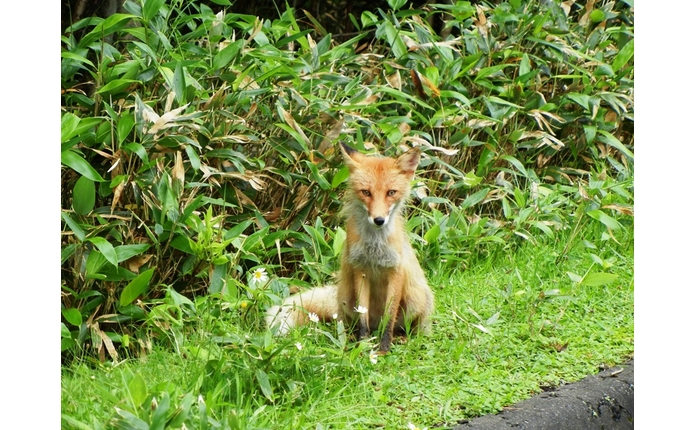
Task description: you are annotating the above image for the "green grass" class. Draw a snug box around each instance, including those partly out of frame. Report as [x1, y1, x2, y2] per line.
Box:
[61, 225, 633, 429]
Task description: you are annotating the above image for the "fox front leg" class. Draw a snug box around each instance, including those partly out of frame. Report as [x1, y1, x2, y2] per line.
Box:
[378, 272, 405, 353]
[356, 272, 370, 340]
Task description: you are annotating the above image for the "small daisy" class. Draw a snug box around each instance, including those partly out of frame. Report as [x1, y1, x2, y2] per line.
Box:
[249, 268, 268, 286]
[308, 312, 319, 323]
[354, 305, 368, 314]
[369, 350, 378, 364]
[295, 342, 303, 351]
[332, 313, 338, 320]
[407, 424, 427, 430]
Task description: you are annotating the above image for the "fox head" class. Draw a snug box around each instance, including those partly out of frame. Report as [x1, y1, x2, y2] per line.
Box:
[340, 143, 420, 228]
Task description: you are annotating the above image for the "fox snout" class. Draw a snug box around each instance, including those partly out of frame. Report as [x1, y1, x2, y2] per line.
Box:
[373, 216, 386, 226]
[366, 204, 394, 227]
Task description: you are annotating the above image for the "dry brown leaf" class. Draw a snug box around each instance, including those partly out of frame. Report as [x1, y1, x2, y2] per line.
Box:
[238, 75, 260, 90]
[385, 71, 402, 90]
[318, 117, 344, 155]
[602, 204, 634, 216]
[248, 175, 267, 191]
[527, 109, 565, 134]
[579, 0, 596, 26]
[410, 70, 427, 99]
[204, 85, 228, 110]
[401, 34, 419, 51]
[352, 95, 378, 106]
[402, 136, 459, 156]
[111, 181, 125, 213]
[604, 110, 617, 123]
[94, 323, 119, 361]
[164, 91, 176, 113]
[235, 187, 257, 209]
[416, 71, 440, 97]
[414, 38, 463, 52]
[246, 18, 263, 45]
[518, 130, 565, 150]
[89, 147, 115, 160]
[279, 105, 311, 147]
[173, 151, 185, 185]
[474, 5, 490, 37]
[467, 119, 497, 129]
[148, 103, 190, 134]
[560, 1, 575, 16]
[292, 184, 310, 211]
[246, 102, 257, 120]
[210, 134, 253, 144]
[126, 254, 154, 273]
[263, 207, 282, 223]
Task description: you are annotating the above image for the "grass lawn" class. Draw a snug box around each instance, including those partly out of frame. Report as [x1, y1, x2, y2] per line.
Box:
[61, 226, 633, 429]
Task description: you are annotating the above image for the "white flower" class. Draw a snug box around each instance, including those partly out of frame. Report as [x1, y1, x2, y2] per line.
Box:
[354, 305, 368, 314]
[295, 342, 303, 350]
[407, 424, 427, 430]
[308, 312, 319, 323]
[332, 313, 338, 320]
[369, 350, 378, 364]
[249, 268, 268, 286]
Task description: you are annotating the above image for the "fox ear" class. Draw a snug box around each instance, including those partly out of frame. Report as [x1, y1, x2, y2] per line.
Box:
[339, 142, 362, 169]
[397, 147, 421, 175]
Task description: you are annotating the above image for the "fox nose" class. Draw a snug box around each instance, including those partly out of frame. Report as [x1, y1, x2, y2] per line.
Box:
[373, 217, 385, 226]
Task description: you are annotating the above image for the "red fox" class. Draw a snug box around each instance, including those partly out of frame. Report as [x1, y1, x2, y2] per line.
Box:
[266, 143, 434, 353]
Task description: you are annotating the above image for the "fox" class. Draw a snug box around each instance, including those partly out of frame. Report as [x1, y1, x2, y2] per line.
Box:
[266, 142, 434, 353]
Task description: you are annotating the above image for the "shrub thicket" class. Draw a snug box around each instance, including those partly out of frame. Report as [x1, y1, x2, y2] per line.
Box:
[61, 0, 633, 360]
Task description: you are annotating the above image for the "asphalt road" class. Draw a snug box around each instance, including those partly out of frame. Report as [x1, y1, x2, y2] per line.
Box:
[452, 359, 634, 430]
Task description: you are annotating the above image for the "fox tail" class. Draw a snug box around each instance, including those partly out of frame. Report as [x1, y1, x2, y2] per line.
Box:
[265, 285, 339, 335]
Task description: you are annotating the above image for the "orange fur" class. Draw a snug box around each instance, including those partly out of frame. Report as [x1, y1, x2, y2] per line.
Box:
[266, 143, 434, 352]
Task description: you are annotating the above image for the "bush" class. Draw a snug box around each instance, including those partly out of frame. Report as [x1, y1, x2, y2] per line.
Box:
[61, 0, 633, 360]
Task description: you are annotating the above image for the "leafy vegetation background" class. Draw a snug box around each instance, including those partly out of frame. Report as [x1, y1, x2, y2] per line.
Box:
[60, 0, 634, 427]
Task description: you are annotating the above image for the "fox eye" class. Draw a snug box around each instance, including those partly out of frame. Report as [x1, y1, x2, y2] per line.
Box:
[387, 190, 396, 197]
[361, 190, 371, 197]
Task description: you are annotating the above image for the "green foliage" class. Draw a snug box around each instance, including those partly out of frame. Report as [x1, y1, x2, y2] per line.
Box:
[61, 0, 633, 368]
[62, 226, 633, 428]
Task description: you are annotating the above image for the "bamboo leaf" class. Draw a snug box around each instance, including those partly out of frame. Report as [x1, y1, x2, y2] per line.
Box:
[61, 212, 86, 242]
[597, 130, 634, 160]
[120, 268, 155, 306]
[142, 0, 165, 21]
[96, 78, 139, 95]
[332, 165, 350, 189]
[256, 369, 274, 401]
[212, 40, 242, 70]
[612, 39, 634, 72]
[500, 155, 528, 178]
[87, 237, 119, 267]
[173, 60, 186, 105]
[461, 188, 489, 209]
[581, 272, 619, 287]
[61, 150, 105, 182]
[61, 308, 82, 327]
[424, 224, 441, 244]
[61, 112, 82, 143]
[114, 244, 151, 263]
[150, 392, 170, 430]
[128, 374, 147, 406]
[72, 176, 95, 216]
[587, 209, 623, 231]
